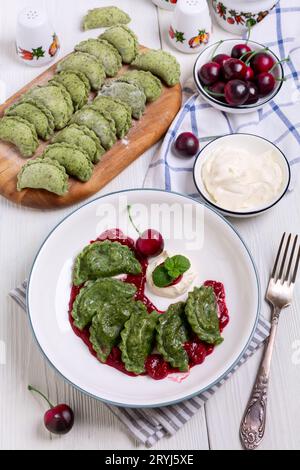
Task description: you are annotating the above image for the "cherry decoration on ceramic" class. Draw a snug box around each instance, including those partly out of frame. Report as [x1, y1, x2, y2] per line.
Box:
[28, 385, 74, 435]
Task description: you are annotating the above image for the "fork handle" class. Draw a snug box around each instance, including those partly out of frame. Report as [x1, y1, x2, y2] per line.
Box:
[239, 306, 280, 450]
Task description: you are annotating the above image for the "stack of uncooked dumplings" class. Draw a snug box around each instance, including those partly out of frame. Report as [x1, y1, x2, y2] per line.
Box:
[0, 16, 181, 196]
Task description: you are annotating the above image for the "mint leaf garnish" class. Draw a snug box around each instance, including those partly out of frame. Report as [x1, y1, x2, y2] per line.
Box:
[152, 255, 191, 288]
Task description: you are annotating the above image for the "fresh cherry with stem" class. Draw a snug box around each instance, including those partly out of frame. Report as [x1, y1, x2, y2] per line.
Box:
[251, 51, 275, 73]
[245, 81, 259, 104]
[223, 58, 247, 81]
[127, 205, 164, 258]
[212, 53, 230, 68]
[28, 385, 74, 435]
[256, 72, 276, 96]
[231, 43, 252, 60]
[205, 79, 249, 106]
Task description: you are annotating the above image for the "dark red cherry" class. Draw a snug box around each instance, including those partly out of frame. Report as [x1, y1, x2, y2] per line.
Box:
[136, 229, 164, 257]
[198, 61, 221, 85]
[256, 72, 276, 96]
[231, 43, 252, 60]
[251, 52, 275, 74]
[212, 53, 230, 67]
[223, 58, 247, 80]
[28, 385, 74, 435]
[224, 80, 249, 106]
[244, 66, 254, 81]
[208, 81, 226, 102]
[145, 354, 169, 380]
[245, 81, 259, 104]
[175, 132, 199, 157]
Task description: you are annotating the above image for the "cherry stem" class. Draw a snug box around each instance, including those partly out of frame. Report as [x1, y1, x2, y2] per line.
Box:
[244, 47, 269, 64]
[245, 24, 252, 45]
[204, 87, 225, 97]
[269, 57, 290, 73]
[211, 40, 223, 60]
[127, 205, 141, 236]
[28, 385, 54, 409]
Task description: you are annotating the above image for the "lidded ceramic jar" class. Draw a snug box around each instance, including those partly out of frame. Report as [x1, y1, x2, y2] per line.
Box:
[16, 7, 60, 67]
[211, 0, 279, 34]
[169, 0, 211, 54]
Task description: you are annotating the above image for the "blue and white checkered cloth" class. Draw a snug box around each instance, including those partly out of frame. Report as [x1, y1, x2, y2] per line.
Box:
[144, 0, 300, 193]
[10, 1, 300, 448]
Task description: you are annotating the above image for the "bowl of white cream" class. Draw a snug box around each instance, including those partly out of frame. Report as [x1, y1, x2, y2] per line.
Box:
[193, 134, 290, 217]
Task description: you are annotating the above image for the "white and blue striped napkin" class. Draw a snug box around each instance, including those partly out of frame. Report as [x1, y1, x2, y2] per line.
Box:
[10, 281, 270, 447]
[9, 0, 300, 447]
[144, 0, 300, 192]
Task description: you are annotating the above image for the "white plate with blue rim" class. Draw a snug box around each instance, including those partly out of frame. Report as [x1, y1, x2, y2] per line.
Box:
[27, 189, 260, 408]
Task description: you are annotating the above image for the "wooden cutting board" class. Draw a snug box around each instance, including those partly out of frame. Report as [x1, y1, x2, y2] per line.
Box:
[0, 46, 182, 209]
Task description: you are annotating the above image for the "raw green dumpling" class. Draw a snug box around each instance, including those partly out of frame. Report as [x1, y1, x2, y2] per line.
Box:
[82, 6, 131, 30]
[57, 52, 105, 91]
[156, 302, 189, 371]
[75, 39, 122, 77]
[24, 84, 73, 130]
[17, 157, 68, 195]
[120, 305, 158, 374]
[185, 286, 223, 345]
[73, 240, 141, 286]
[92, 96, 132, 138]
[90, 300, 134, 362]
[0, 116, 38, 157]
[5, 99, 54, 140]
[50, 71, 90, 110]
[99, 25, 138, 64]
[71, 105, 116, 149]
[132, 49, 181, 86]
[52, 124, 105, 163]
[118, 70, 162, 102]
[72, 278, 136, 330]
[42, 143, 93, 182]
[99, 81, 146, 119]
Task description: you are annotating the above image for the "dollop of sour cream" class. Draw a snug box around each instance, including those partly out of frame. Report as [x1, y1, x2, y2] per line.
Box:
[201, 146, 284, 212]
[146, 251, 196, 299]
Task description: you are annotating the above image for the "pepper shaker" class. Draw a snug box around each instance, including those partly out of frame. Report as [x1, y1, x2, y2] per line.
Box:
[16, 6, 60, 67]
[169, 0, 212, 53]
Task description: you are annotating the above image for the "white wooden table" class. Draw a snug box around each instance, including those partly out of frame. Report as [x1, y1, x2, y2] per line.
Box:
[0, 0, 299, 450]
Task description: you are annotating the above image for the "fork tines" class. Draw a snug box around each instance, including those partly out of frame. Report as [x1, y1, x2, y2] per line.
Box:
[271, 233, 300, 284]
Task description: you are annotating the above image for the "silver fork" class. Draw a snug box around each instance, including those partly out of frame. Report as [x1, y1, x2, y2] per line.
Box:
[240, 233, 300, 450]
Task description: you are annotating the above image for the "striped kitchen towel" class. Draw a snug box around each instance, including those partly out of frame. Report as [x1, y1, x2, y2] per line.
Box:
[144, 0, 300, 192]
[10, 281, 270, 447]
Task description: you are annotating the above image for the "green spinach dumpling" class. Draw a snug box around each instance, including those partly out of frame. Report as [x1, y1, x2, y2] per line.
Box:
[132, 49, 180, 86]
[120, 305, 158, 375]
[118, 70, 162, 102]
[42, 143, 93, 182]
[50, 71, 90, 110]
[90, 300, 134, 362]
[17, 157, 68, 195]
[0, 116, 38, 157]
[99, 25, 138, 64]
[99, 81, 146, 119]
[52, 124, 104, 163]
[73, 240, 141, 286]
[156, 302, 189, 371]
[185, 286, 223, 345]
[75, 39, 122, 77]
[71, 105, 116, 149]
[5, 99, 54, 140]
[92, 96, 132, 138]
[82, 6, 131, 30]
[72, 278, 136, 330]
[24, 84, 73, 129]
[57, 52, 105, 91]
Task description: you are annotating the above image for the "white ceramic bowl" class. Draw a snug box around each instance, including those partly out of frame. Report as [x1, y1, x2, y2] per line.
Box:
[193, 134, 291, 218]
[193, 39, 284, 114]
[211, 0, 279, 34]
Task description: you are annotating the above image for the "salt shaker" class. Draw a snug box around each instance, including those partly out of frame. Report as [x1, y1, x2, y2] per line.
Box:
[16, 7, 60, 67]
[169, 0, 212, 53]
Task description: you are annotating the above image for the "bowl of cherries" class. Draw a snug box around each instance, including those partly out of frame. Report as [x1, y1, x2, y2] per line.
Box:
[194, 39, 286, 114]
